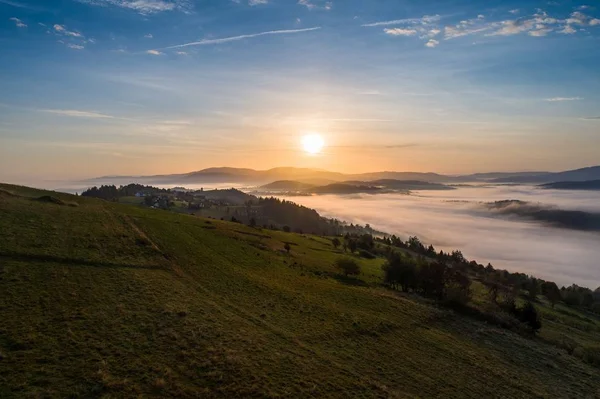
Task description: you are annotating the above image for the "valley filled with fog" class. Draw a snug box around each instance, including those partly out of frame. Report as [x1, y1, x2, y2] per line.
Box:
[280, 185, 600, 288]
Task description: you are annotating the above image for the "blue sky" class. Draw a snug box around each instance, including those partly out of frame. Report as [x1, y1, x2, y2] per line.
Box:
[1, 0, 599, 181]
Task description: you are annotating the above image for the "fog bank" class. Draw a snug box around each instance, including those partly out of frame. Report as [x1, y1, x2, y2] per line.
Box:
[280, 185, 600, 288]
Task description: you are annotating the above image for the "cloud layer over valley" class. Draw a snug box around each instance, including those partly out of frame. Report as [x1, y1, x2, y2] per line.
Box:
[281, 185, 600, 288]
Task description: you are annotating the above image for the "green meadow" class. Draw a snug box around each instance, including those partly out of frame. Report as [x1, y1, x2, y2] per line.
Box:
[0, 183, 599, 398]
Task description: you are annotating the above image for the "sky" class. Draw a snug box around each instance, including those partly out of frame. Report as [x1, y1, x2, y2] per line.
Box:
[1, 0, 599, 182]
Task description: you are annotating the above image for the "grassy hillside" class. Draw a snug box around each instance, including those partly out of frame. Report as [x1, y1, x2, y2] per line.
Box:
[1, 183, 599, 398]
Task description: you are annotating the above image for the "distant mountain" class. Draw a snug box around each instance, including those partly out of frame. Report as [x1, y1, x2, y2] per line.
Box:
[482, 200, 600, 232]
[259, 180, 316, 191]
[86, 167, 452, 186]
[311, 183, 382, 195]
[541, 180, 600, 191]
[349, 172, 451, 183]
[256, 179, 453, 195]
[458, 171, 549, 181]
[344, 179, 454, 191]
[86, 165, 600, 186]
[200, 188, 255, 205]
[491, 166, 600, 184]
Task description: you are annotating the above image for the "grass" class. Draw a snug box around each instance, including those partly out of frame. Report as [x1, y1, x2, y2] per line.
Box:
[1, 183, 599, 398]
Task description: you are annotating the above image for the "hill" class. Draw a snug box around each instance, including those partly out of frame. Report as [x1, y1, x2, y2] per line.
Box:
[85, 165, 600, 187]
[259, 180, 316, 191]
[1, 183, 600, 397]
[345, 179, 454, 191]
[492, 166, 600, 184]
[257, 179, 453, 195]
[482, 200, 600, 232]
[541, 180, 600, 191]
[310, 183, 382, 195]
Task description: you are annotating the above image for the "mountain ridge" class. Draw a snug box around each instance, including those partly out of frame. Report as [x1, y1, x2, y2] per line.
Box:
[86, 165, 600, 186]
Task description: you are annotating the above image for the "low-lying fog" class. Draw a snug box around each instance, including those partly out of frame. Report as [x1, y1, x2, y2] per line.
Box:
[280, 185, 600, 289]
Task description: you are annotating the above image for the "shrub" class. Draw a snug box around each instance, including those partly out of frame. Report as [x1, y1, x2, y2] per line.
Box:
[417, 261, 448, 300]
[331, 237, 341, 250]
[526, 278, 539, 300]
[445, 269, 472, 307]
[519, 301, 542, 333]
[486, 281, 500, 303]
[382, 252, 416, 292]
[335, 258, 361, 277]
[541, 281, 561, 307]
[347, 239, 358, 253]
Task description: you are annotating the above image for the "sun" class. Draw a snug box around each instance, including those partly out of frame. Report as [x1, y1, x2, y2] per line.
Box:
[302, 133, 325, 155]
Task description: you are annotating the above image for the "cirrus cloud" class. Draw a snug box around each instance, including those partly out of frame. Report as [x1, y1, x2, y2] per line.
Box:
[384, 28, 417, 36]
[9, 17, 27, 28]
[75, 0, 191, 15]
[545, 97, 583, 102]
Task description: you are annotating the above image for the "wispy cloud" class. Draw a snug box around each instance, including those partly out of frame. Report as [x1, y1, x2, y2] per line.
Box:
[357, 90, 383, 96]
[146, 49, 162, 55]
[362, 15, 441, 27]
[298, 0, 332, 11]
[529, 28, 553, 37]
[9, 17, 27, 28]
[0, 0, 34, 9]
[384, 28, 417, 36]
[249, 0, 268, 5]
[144, 33, 153, 38]
[446, 9, 599, 40]
[425, 39, 439, 48]
[325, 118, 393, 122]
[54, 24, 83, 38]
[559, 25, 577, 34]
[545, 97, 583, 102]
[75, 0, 191, 15]
[163, 27, 321, 49]
[370, 8, 600, 47]
[41, 109, 114, 118]
[67, 43, 84, 50]
[363, 14, 445, 47]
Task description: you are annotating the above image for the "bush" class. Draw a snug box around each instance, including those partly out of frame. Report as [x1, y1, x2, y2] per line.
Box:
[518, 301, 542, 333]
[541, 281, 561, 307]
[417, 261, 448, 300]
[335, 258, 361, 277]
[331, 237, 341, 250]
[445, 269, 472, 307]
[382, 252, 416, 292]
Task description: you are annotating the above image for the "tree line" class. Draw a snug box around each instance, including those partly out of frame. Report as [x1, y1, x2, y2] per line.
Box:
[331, 232, 600, 334]
[81, 184, 169, 201]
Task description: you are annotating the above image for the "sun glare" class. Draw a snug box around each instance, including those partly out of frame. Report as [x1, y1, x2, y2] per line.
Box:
[302, 133, 324, 155]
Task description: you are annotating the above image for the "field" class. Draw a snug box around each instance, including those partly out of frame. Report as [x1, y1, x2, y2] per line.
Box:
[1, 183, 599, 398]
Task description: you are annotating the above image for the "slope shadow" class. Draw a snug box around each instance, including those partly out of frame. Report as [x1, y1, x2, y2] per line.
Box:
[332, 274, 370, 287]
[0, 251, 164, 271]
